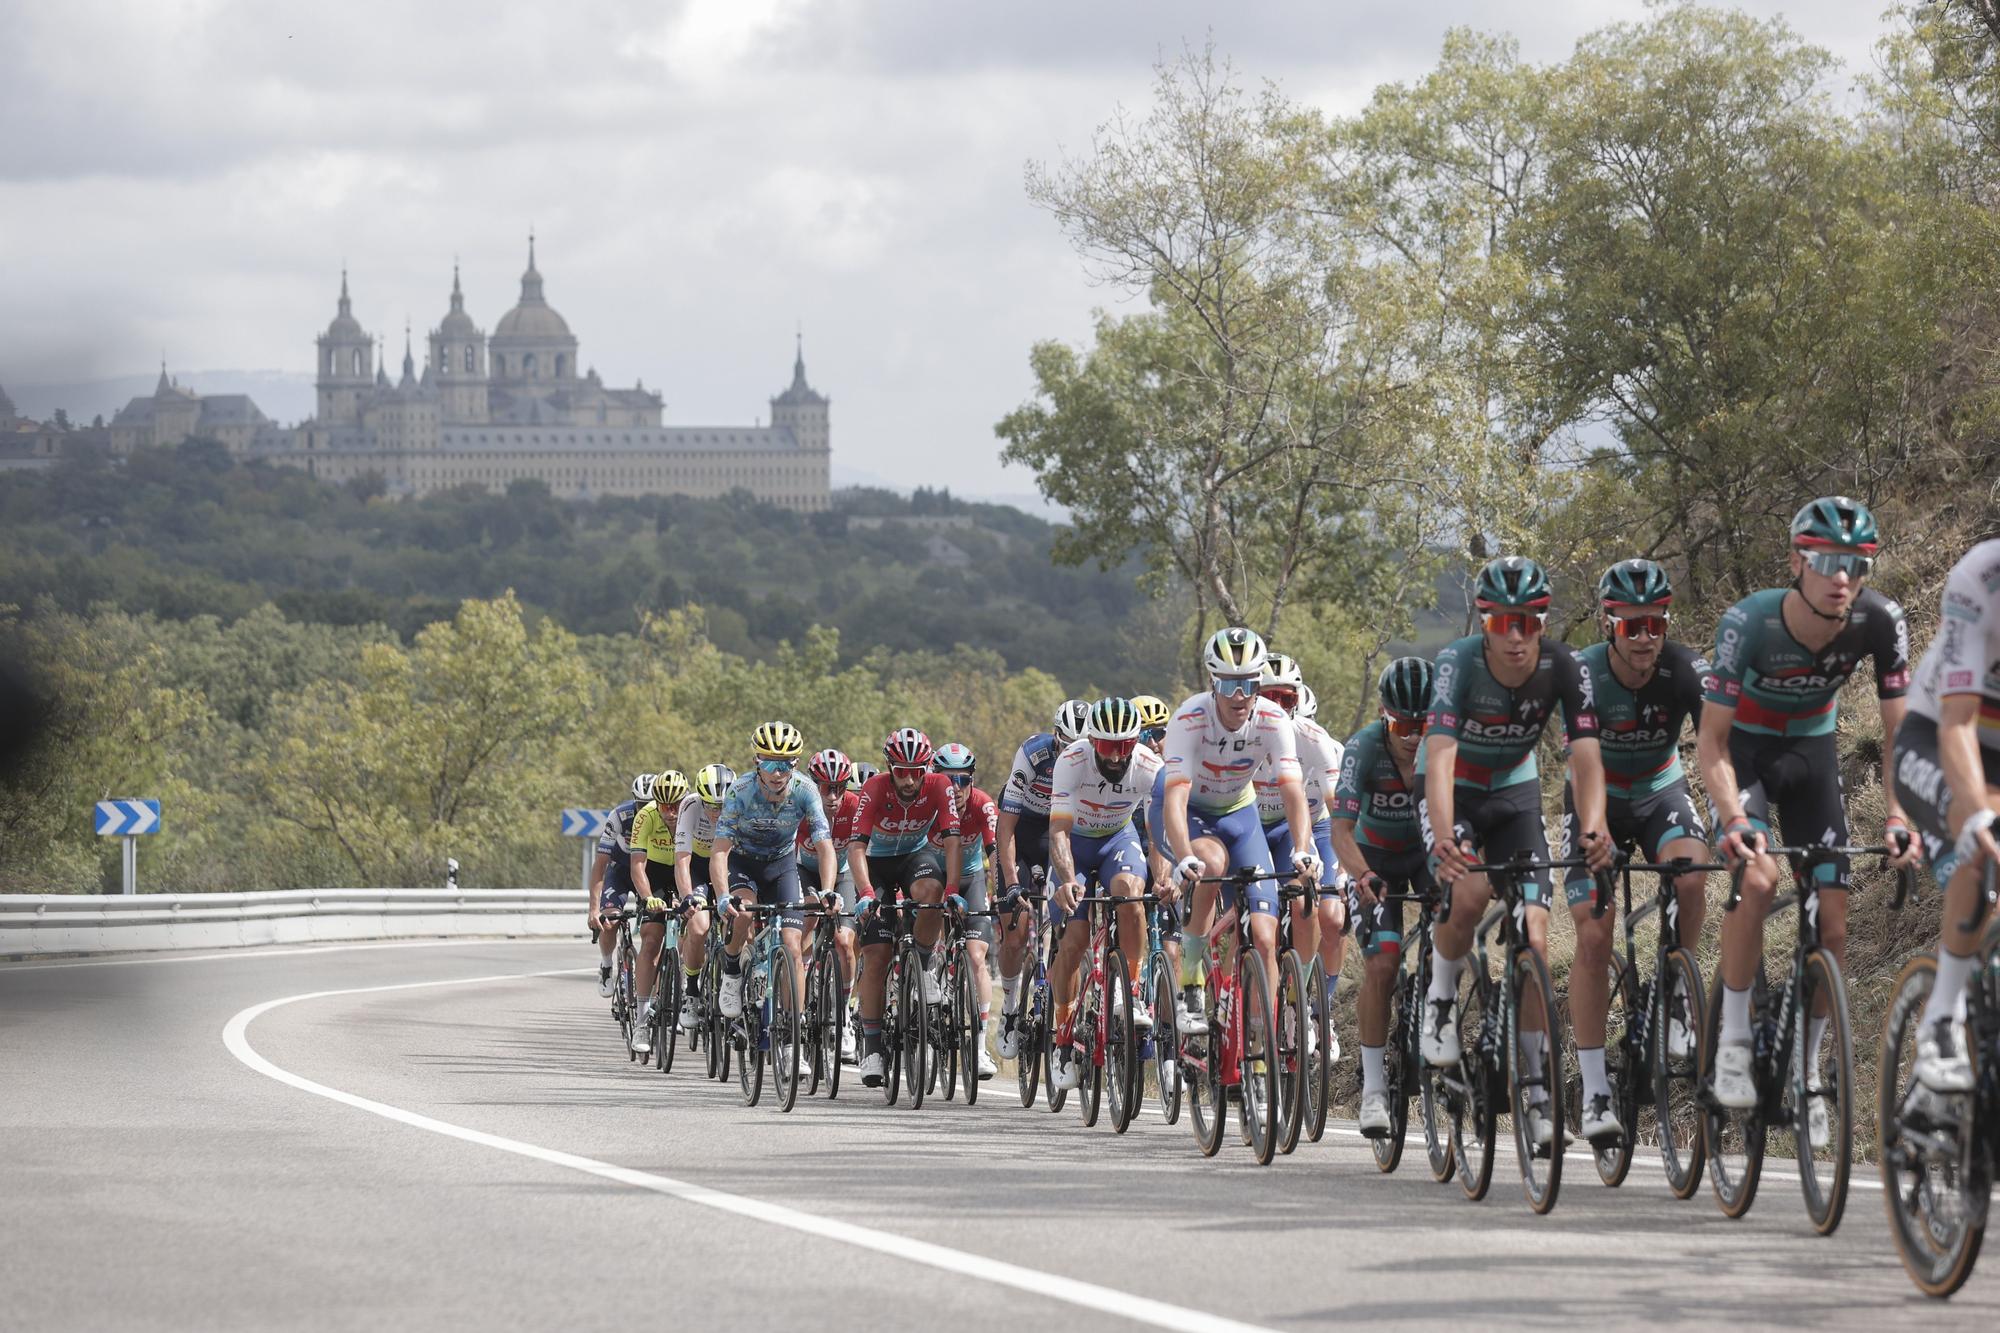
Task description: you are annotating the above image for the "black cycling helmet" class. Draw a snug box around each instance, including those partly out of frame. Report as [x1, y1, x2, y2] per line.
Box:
[1473, 555, 1552, 610]
[1597, 558, 1672, 608]
[1377, 657, 1435, 719]
[1790, 495, 1880, 552]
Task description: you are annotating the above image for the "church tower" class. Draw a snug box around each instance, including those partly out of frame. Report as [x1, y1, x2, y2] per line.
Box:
[769, 333, 829, 453]
[428, 263, 489, 425]
[315, 271, 374, 425]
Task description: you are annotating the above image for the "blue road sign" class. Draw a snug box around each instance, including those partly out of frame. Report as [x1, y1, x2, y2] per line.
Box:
[560, 808, 614, 838]
[95, 799, 161, 836]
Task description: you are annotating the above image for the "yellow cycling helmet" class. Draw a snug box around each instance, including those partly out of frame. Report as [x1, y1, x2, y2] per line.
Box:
[694, 763, 737, 806]
[752, 720, 805, 761]
[1130, 694, 1171, 733]
[651, 769, 689, 807]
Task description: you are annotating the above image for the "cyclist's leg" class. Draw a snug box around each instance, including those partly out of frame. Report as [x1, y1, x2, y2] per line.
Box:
[1420, 784, 1496, 984]
[1640, 784, 1711, 948]
[1311, 818, 1347, 985]
[1715, 732, 1782, 1001]
[637, 914, 666, 1006]
[832, 856, 859, 992]
[756, 850, 808, 1004]
[1102, 826, 1150, 973]
[1182, 804, 1243, 941]
[1205, 803, 1281, 978]
[597, 880, 624, 989]
[1564, 785, 1631, 1116]
[908, 849, 947, 952]
[1773, 736, 1851, 1068]
[1053, 834, 1108, 1012]
[1356, 850, 1411, 1101]
[679, 854, 711, 985]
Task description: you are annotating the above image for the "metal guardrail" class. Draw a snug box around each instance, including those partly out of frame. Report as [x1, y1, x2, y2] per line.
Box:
[0, 888, 587, 958]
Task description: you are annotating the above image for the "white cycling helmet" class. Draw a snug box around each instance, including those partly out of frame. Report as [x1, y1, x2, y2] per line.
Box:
[1297, 684, 1319, 722]
[630, 772, 656, 802]
[1053, 698, 1092, 746]
[1203, 627, 1268, 678]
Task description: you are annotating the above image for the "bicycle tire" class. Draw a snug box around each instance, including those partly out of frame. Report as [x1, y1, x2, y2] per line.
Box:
[900, 944, 930, 1110]
[1107, 948, 1138, 1133]
[1450, 955, 1496, 1202]
[738, 1000, 764, 1108]
[1077, 958, 1104, 1129]
[1703, 967, 1767, 1219]
[935, 950, 959, 1103]
[1559, 955, 1638, 1189]
[1375, 968, 1410, 1174]
[1509, 946, 1564, 1214]
[1655, 946, 1707, 1199]
[1275, 950, 1309, 1156]
[959, 948, 983, 1107]
[1797, 948, 1854, 1235]
[657, 964, 682, 1075]
[1240, 949, 1279, 1167]
[1188, 974, 1225, 1157]
[1412, 947, 1454, 1182]
[883, 957, 904, 1107]
[1307, 960, 1332, 1144]
[773, 951, 802, 1113]
[1017, 977, 1044, 1109]
[1880, 954, 1987, 1298]
[1044, 978, 1069, 1114]
[820, 957, 845, 1100]
[803, 953, 826, 1095]
[1151, 954, 1181, 1125]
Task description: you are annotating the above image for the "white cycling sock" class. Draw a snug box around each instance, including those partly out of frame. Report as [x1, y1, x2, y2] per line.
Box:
[1360, 1044, 1387, 1097]
[1520, 1033, 1546, 1079]
[1001, 972, 1021, 1013]
[1427, 947, 1462, 1005]
[1923, 950, 1977, 1029]
[1578, 1046, 1609, 1102]
[1720, 985, 1752, 1045]
[1807, 1014, 1830, 1088]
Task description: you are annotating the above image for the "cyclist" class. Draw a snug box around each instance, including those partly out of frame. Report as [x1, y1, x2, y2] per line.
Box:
[628, 769, 690, 1052]
[671, 763, 735, 1031]
[1892, 538, 2000, 1092]
[1559, 559, 1712, 1140]
[1419, 556, 1613, 1154]
[709, 723, 837, 1075]
[849, 728, 964, 1087]
[589, 773, 654, 1000]
[1700, 497, 1919, 1132]
[1160, 628, 1322, 1035]
[1047, 697, 1166, 1089]
[801, 748, 862, 1062]
[934, 742, 1001, 1081]
[1254, 654, 1349, 1060]
[994, 699, 1091, 1061]
[1332, 657, 1434, 1136]
[1131, 692, 1189, 1037]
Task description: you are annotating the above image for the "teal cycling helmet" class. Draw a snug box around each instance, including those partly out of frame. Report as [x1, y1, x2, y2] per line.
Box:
[1790, 495, 1880, 553]
[1473, 555, 1552, 610]
[1598, 558, 1673, 608]
[1377, 657, 1435, 719]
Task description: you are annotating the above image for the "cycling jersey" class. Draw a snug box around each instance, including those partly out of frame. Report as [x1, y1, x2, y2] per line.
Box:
[852, 771, 962, 857]
[1333, 720, 1422, 853]
[1422, 634, 1598, 789]
[1907, 538, 2000, 745]
[999, 733, 1063, 818]
[1162, 692, 1300, 815]
[1256, 715, 1342, 824]
[715, 772, 829, 860]
[1051, 740, 1165, 837]
[1580, 640, 1707, 796]
[1704, 585, 1909, 736]
[797, 788, 860, 855]
[674, 794, 721, 859]
[631, 800, 675, 862]
[933, 786, 998, 874]
[597, 799, 642, 891]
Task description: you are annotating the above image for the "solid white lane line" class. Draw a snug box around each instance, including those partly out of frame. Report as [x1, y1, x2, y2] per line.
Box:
[5, 937, 568, 972]
[223, 970, 1275, 1333]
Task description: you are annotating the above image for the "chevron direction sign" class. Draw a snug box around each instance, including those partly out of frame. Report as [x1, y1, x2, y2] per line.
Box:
[561, 808, 613, 838]
[95, 799, 161, 836]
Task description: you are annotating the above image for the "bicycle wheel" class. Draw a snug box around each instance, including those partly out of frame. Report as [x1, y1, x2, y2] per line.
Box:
[959, 951, 983, 1107]
[900, 945, 930, 1110]
[818, 956, 844, 1100]
[656, 965, 681, 1074]
[1043, 980, 1069, 1114]
[1508, 947, 1564, 1214]
[1077, 962, 1105, 1129]
[1410, 949, 1454, 1182]
[1374, 969, 1410, 1174]
[1275, 950, 1309, 1156]
[803, 954, 826, 1095]
[1880, 954, 1988, 1298]
[1703, 967, 1767, 1219]
[1590, 956, 1639, 1188]
[1150, 955, 1182, 1126]
[618, 935, 637, 1053]
[1107, 949, 1139, 1133]
[1450, 957, 1497, 1202]
[883, 960, 903, 1107]
[1188, 975, 1225, 1157]
[1240, 949, 1279, 1167]
[936, 953, 960, 1104]
[1795, 948, 1854, 1235]
[738, 998, 765, 1108]
[1017, 978, 1044, 1109]
[1307, 960, 1332, 1144]
[772, 954, 802, 1113]
[1654, 947, 1707, 1199]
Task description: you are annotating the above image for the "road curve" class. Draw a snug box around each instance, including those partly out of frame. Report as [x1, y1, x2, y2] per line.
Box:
[2, 938, 1989, 1330]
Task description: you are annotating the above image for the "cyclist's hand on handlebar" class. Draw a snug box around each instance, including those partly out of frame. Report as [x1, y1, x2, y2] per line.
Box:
[1435, 838, 1473, 886]
[1055, 880, 1083, 914]
[643, 896, 668, 916]
[1955, 807, 2000, 871]
[1291, 849, 1323, 884]
[945, 893, 968, 917]
[1719, 818, 1762, 867]
[1579, 827, 1615, 872]
[1155, 876, 1182, 907]
[1884, 816, 1922, 869]
[1357, 872, 1387, 906]
[1174, 855, 1205, 888]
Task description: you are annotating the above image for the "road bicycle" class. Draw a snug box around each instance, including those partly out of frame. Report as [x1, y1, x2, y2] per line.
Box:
[1274, 882, 1316, 1155]
[1358, 884, 1453, 1181]
[729, 901, 804, 1112]
[1141, 898, 1183, 1125]
[647, 897, 697, 1075]
[800, 893, 851, 1099]
[1002, 872, 1057, 1110]
[1699, 839, 1912, 1234]
[603, 902, 638, 1053]
[920, 899, 998, 1105]
[1058, 889, 1158, 1133]
[1181, 869, 1284, 1166]
[862, 886, 933, 1109]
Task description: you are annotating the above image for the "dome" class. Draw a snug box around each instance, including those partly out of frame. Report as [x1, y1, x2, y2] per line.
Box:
[437, 264, 479, 339]
[491, 234, 574, 342]
[324, 270, 365, 340]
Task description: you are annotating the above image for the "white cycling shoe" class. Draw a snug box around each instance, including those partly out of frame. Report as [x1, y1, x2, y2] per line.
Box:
[598, 968, 614, 999]
[718, 972, 744, 1019]
[1580, 1093, 1622, 1142]
[1712, 1039, 1757, 1109]
[631, 1004, 655, 1055]
[920, 967, 944, 1005]
[1916, 1018, 1975, 1094]
[1358, 1089, 1392, 1137]
[997, 1013, 1022, 1059]
[840, 1023, 858, 1064]
[1176, 997, 1208, 1037]
[677, 996, 699, 1032]
[1053, 1049, 1081, 1091]
[977, 1046, 998, 1081]
[1522, 1098, 1556, 1150]
[860, 1051, 886, 1087]
[1420, 998, 1461, 1068]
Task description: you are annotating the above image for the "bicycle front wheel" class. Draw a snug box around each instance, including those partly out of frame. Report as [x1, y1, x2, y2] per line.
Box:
[957, 950, 982, 1107]
[899, 945, 930, 1110]
[773, 955, 802, 1113]
[1151, 955, 1182, 1125]
[657, 964, 682, 1075]
[738, 1003, 765, 1108]
[1017, 978, 1044, 1109]
[1188, 976, 1226, 1157]
[1703, 968, 1767, 1219]
[1508, 946, 1563, 1214]
[1275, 950, 1309, 1156]
[1307, 960, 1332, 1145]
[1450, 955, 1497, 1202]
[1796, 948, 1854, 1235]
[1374, 966, 1410, 1174]
[1107, 948, 1138, 1133]
[1239, 950, 1280, 1167]
[1654, 947, 1707, 1198]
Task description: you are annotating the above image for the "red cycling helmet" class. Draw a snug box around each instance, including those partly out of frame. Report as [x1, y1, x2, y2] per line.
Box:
[883, 727, 934, 769]
[808, 748, 853, 786]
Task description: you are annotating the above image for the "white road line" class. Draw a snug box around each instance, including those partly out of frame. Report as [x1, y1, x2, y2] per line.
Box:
[4, 937, 567, 972]
[223, 969, 1274, 1333]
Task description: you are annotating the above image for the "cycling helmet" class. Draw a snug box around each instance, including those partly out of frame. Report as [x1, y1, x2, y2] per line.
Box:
[752, 719, 804, 760]
[1203, 626, 1268, 677]
[808, 748, 852, 786]
[651, 769, 689, 808]
[1053, 699, 1092, 746]
[1087, 696, 1142, 742]
[1598, 558, 1673, 608]
[1296, 684, 1319, 722]
[630, 772, 657, 803]
[1261, 654, 1305, 691]
[694, 763, 736, 806]
[1791, 495, 1880, 552]
[933, 742, 976, 774]
[1473, 556, 1552, 610]
[884, 727, 934, 769]
[852, 762, 881, 786]
[1130, 694, 1172, 734]
[1378, 657, 1435, 719]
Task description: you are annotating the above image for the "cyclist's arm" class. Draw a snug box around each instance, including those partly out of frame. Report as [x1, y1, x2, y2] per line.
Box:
[1049, 812, 1078, 887]
[587, 849, 609, 925]
[1163, 778, 1195, 864]
[995, 808, 1021, 890]
[1422, 733, 1460, 849]
[1937, 691, 1997, 837]
[1566, 736, 1609, 834]
[1329, 816, 1369, 883]
[630, 849, 652, 900]
[1695, 699, 1745, 832]
[708, 834, 734, 900]
[675, 849, 695, 901]
[944, 834, 963, 892]
[1879, 694, 1912, 830]
[814, 837, 839, 898]
[1280, 774, 1314, 867]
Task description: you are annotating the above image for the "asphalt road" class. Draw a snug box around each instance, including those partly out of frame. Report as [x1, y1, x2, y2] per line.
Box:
[3, 938, 1991, 1331]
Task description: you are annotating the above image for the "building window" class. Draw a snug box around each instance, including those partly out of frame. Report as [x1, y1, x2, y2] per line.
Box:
[555, 354, 567, 378]
[352, 350, 364, 376]
[525, 353, 538, 378]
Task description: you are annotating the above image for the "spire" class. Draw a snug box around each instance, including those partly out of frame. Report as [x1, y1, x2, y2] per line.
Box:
[791, 327, 807, 390]
[338, 268, 352, 318]
[400, 319, 416, 387]
[519, 228, 545, 304]
[450, 260, 464, 312]
[156, 358, 171, 396]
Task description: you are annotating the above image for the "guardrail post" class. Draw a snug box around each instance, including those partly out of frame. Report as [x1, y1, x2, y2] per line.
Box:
[121, 835, 137, 896]
[446, 857, 459, 890]
[579, 841, 592, 897]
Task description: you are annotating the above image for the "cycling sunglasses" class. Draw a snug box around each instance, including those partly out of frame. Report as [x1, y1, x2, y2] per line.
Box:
[1804, 550, 1874, 578]
[1091, 737, 1137, 762]
[1383, 710, 1424, 738]
[1261, 686, 1299, 712]
[890, 764, 928, 780]
[1140, 726, 1167, 747]
[942, 772, 974, 788]
[1482, 610, 1547, 638]
[756, 758, 795, 775]
[1610, 613, 1669, 641]
[1212, 675, 1260, 698]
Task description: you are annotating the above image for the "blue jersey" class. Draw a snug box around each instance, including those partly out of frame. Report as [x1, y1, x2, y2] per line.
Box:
[1000, 733, 1063, 818]
[596, 799, 642, 889]
[716, 772, 829, 859]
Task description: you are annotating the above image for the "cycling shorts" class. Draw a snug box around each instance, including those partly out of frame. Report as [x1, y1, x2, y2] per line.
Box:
[1894, 713, 2000, 883]
[725, 848, 804, 930]
[1262, 816, 1341, 891]
[857, 851, 947, 947]
[1008, 814, 1050, 892]
[1357, 845, 1430, 958]
[961, 867, 995, 946]
[1711, 729, 1850, 888]
[1053, 825, 1149, 928]
[1421, 779, 1553, 908]
[799, 853, 857, 916]
[1560, 779, 1706, 907]
[1187, 801, 1278, 920]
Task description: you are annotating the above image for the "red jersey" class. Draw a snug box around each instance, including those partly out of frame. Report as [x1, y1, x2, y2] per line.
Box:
[932, 786, 998, 873]
[797, 789, 861, 853]
[852, 772, 961, 856]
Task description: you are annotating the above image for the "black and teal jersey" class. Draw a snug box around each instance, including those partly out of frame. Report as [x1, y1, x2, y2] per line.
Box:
[1703, 587, 1909, 737]
[1419, 634, 1599, 791]
[1580, 640, 1706, 798]
[1332, 720, 1422, 853]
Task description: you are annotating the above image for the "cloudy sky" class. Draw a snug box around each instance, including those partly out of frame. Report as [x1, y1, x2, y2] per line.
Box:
[0, 0, 1895, 499]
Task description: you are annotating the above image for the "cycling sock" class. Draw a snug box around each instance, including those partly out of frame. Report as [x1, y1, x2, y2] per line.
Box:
[1923, 949, 1977, 1029]
[1360, 1044, 1386, 1096]
[1001, 972, 1021, 1012]
[1720, 984, 1752, 1044]
[1426, 948, 1461, 1005]
[1520, 1033, 1546, 1080]
[598, 961, 611, 974]
[684, 966, 700, 994]
[861, 1019, 883, 1056]
[723, 951, 742, 976]
[1578, 1046, 1609, 1102]
[1807, 1014, 1830, 1086]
